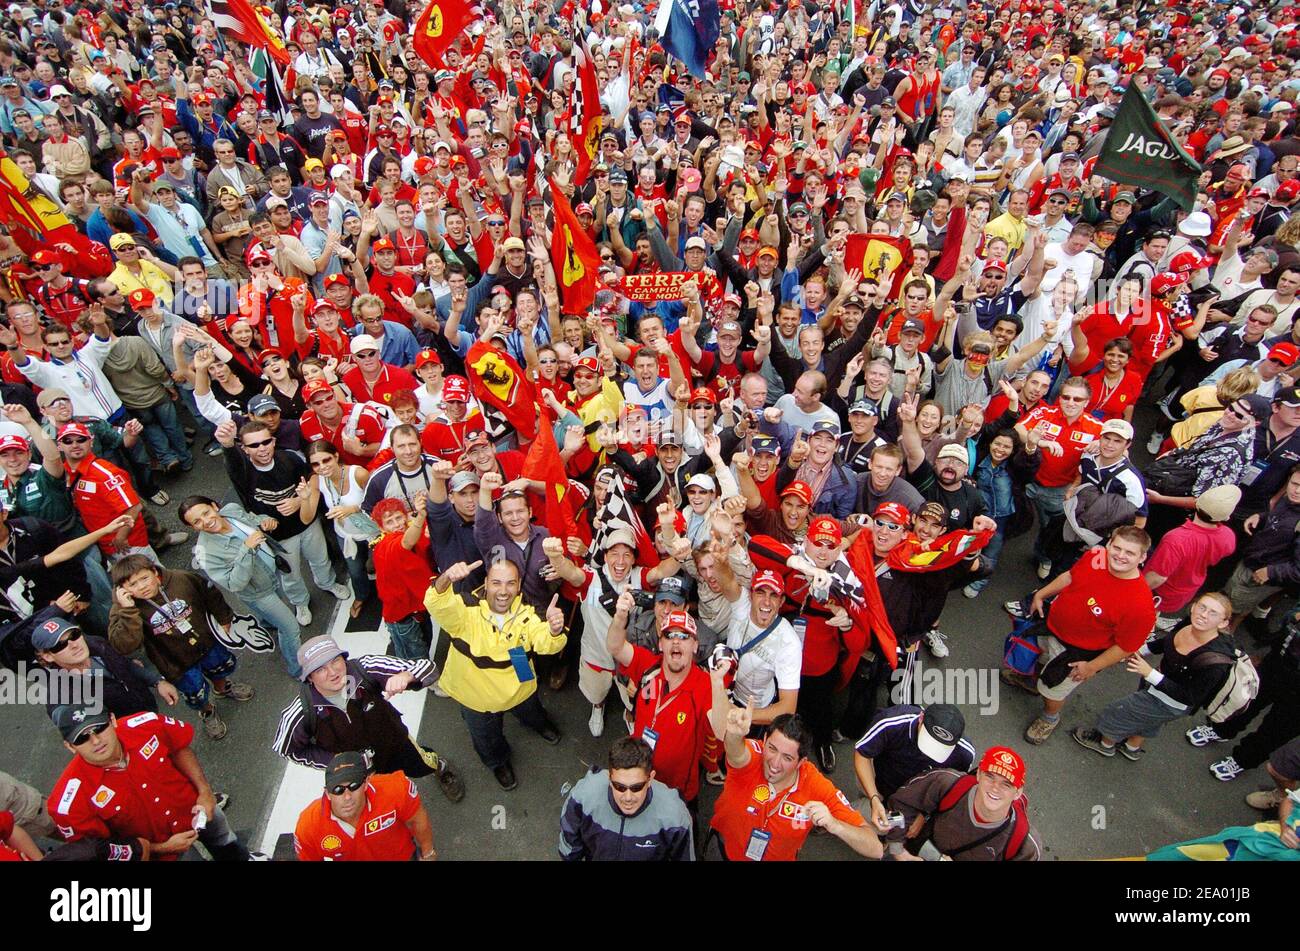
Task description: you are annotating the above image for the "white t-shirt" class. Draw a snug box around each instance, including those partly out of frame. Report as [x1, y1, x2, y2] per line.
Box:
[725, 591, 803, 708]
[577, 565, 648, 670]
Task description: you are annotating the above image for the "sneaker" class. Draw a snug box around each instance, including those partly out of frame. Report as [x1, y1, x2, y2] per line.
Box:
[149, 489, 170, 506]
[830, 729, 848, 744]
[200, 708, 228, 740]
[1000, 668, 1039, 695]
[295, 604, 312, 626]
[588, 704, 605, 738]
[326, 583, 352, 600]
[432, 681, 449, 698]
[817, 744, 837, 773]
[158, 531, 189, 549]
[214, 792, 230, 811]
[248, 851, 271, 861]
[435, 758, 466, 803]
[1146, 431, 1164, 455]
[1036, 561, 1051, 580]
[705, 769, 725, 786]
[1024, 715, 1060, 745]
[538, 722, 561, 745]
[1252, 603, 1272, 620]
[923, 629, 950, 658]
[163, 460, 181, 476]
[203, 441, 224, 457]
[1186, 724, 1227, 747]
[1246, 788, 1286, 811]
[1210, 756, 1245, 781]
[493, 762, 518, 791]
[1157, 397, 1179, 423]
[1071, 727, 1116, 757]
[963, 584, 981, 599]
[1118, 744, 1146, 762]
[1004, 599, 1031, 620]
[183, 426, 197, 439]
[215, 681, 254, 701]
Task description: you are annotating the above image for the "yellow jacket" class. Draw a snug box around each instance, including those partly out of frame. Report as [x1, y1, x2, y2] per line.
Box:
[424, 584, 567, 713]
[568, 376, 624, 452]
[109, 260, 174, 304]
[1171, 385, 1225, 449]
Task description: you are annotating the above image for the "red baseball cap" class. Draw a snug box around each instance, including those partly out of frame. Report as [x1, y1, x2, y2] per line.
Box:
[442, 375, 470, 402]
[225, 313, 252, 331]
[1168, 250, 1209, 273]
[414, 156, 436, 176]
[1150, 271, 1188, 296]
[127, 288, 156, 309]
[874, 501, 911, 525]
[0, 434, 30, 452]
[1277, 180, 1300, 201]
[1269, 343, 1300, 365]
[244, 242, 273, 266]
[663, 610, 698, 637]
[31, 249, 60, 266]
[415, 348, 443, 369]
[751, 569, 785, 595]
[57, 422, 92, 442]
[688, 387, 716, 405]
[781, 480, 814, 505]
[311, 299, 340, 316]
[807, 515, 843, 548]
[301, 379, 335, 403]
[979, 746, 1027, 788]
[371, 237, 396, 254]
[464, 429, 490, 448]
[323, 273, 351, 290]
[574, 357, 602, 376]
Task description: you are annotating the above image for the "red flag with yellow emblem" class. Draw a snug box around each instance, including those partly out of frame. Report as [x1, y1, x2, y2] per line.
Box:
[412, 0, 483, 69]
[520, 416, 579, 540]
[465, 340, 539, 442]
[548, 180, 601, 314]
[845, 233, 913, 298]
[212, 0, 293, 67]
[0, 151, 112, 276]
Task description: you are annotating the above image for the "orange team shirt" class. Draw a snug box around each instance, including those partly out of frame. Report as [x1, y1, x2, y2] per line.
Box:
[620, 646, 715, 803]
[66, 455, 148, 551]
[294, 771, 422, 861]
[1019, 404, 1103, 488]
[882, 307, 942, 350]
[710, 738, 865, 861]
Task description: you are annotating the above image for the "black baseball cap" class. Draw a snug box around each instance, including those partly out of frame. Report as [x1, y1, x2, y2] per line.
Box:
[655, 575, 690, 605]
[917, 704, 965, 763]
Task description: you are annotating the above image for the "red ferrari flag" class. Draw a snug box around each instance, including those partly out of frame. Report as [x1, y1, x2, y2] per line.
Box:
[549, 181, 602, 314]
[570, 36, 602, 186]
[0, 152, 112, 276]
[465, 340, 539, 442]
[845, 233, 914, 298]
[210, 0, 293, 67]
[521, 418, 580, 541]
[412, 0, 483, 70]
[843, 529, 899, 671]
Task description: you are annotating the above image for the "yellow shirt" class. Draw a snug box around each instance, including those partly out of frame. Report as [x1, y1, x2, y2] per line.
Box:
[108, 259, 174, 304]
[985, 212, 1028, 254]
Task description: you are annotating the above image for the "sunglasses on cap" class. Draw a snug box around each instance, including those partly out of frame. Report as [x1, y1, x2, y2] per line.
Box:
[72, 722, 110, 745]
[328, 780, 365, 795]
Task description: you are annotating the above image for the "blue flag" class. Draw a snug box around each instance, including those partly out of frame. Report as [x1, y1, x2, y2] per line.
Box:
[654, 0, 721, 80]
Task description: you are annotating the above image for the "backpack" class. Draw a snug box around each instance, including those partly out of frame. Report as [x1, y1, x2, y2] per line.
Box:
[1191, 645, 1260, 724]
[1143, 407, 1237, 496]
[1002, 616, 1043, 677]
[928, 773, 1030, 860]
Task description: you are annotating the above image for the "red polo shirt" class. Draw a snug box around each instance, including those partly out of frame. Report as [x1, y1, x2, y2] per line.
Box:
[47, 713, 199, 861]
[66, 454, 147, 552]
[1019, 404, 1103, 487]
[299, 401, 387, 467]
[619, 646, 715, 803]
[342, 364, 419, 405]
[1047, 548, 1157, 653]
[294, 771, 422, 862]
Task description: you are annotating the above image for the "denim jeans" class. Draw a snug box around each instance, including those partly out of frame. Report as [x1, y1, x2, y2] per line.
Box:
[278, 520, 339, 606]
[458, 692, 554, 769]
[80, 547, 112, 635]
[243, 591, 303, 678]
[130, 398, 193, 468]
[1026, 482, 1067, 566]
[192, 806, 249, 861]
[176, 385, 216, 442]
[342, 542, 373, 605]
[174, 642, 239, 709]
[386, 613, 430, 661]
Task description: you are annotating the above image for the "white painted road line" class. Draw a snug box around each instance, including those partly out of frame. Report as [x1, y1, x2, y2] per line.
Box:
[256, 601, 427, 855]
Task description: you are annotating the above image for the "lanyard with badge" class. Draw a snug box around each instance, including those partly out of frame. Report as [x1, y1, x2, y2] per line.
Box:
[142, 596, 197, 645]
[641, 668, 687, 753]
[1241, 427, 1294, 486]
[745, 781, 806, 861]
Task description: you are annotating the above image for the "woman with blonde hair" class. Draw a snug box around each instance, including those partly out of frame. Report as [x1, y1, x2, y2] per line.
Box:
[1169, 366, 1262, 449]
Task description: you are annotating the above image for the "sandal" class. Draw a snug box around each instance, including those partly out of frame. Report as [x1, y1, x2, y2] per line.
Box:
[349, 600, 364, 619]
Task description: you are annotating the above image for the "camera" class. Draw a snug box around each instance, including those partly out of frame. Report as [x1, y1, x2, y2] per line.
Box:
[708, 644, 739, 672]
[631, 590, 656, 610]
[884, 811, 906, 831]
[1186, 284, 1222, 307]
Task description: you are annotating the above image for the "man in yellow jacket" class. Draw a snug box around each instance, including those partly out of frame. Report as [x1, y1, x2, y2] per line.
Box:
[424, 558, 567, 791]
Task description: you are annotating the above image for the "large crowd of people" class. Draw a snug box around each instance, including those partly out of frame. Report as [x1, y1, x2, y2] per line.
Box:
[1, 0, 1299, 864]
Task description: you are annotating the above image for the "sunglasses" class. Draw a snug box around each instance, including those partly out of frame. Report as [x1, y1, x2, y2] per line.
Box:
[610, 779, 649, 793]
[1224, 405, 1250, 419]
[329, 781, 365, 795]
[243, 438, 275, 449]
[309, 396, 334, 406]
[660, 630, 694, 641]
[486, 219, 506, 226]
[72, 722, 110, 745]
[58, 436, 89, 445]
[874, 518, 904, 531]
[354, 350, 379, 359]
[51, 629, 85, 653]
[1058, 394, 1088, 403]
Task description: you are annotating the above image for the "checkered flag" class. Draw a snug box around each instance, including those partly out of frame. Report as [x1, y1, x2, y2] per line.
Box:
[590, 466, 658, 566]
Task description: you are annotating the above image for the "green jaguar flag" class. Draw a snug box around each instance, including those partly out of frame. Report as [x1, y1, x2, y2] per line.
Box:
[1094, 83, 1202, 211]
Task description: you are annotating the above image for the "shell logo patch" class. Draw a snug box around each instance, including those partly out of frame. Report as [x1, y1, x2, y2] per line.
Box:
[91, 785, 115, 808]
[752, 784, 771, 804]
[139, 735, 160, 759]
[321, 834, 342, 851]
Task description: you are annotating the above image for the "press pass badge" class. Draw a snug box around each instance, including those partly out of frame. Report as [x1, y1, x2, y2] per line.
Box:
[791, 617, 807, 643]
[507, 646, 534, 683]
[641, 727, 659, 752]
[1239, 462, 1264, 486]
[745, 828, 771, 861]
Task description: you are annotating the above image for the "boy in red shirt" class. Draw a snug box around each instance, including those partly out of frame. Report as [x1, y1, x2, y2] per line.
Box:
[371, 496, 436, 661]
[1007, 526, 1158, 746]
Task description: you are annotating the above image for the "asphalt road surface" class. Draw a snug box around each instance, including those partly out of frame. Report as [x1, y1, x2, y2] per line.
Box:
[0, 421, 1272, 861]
